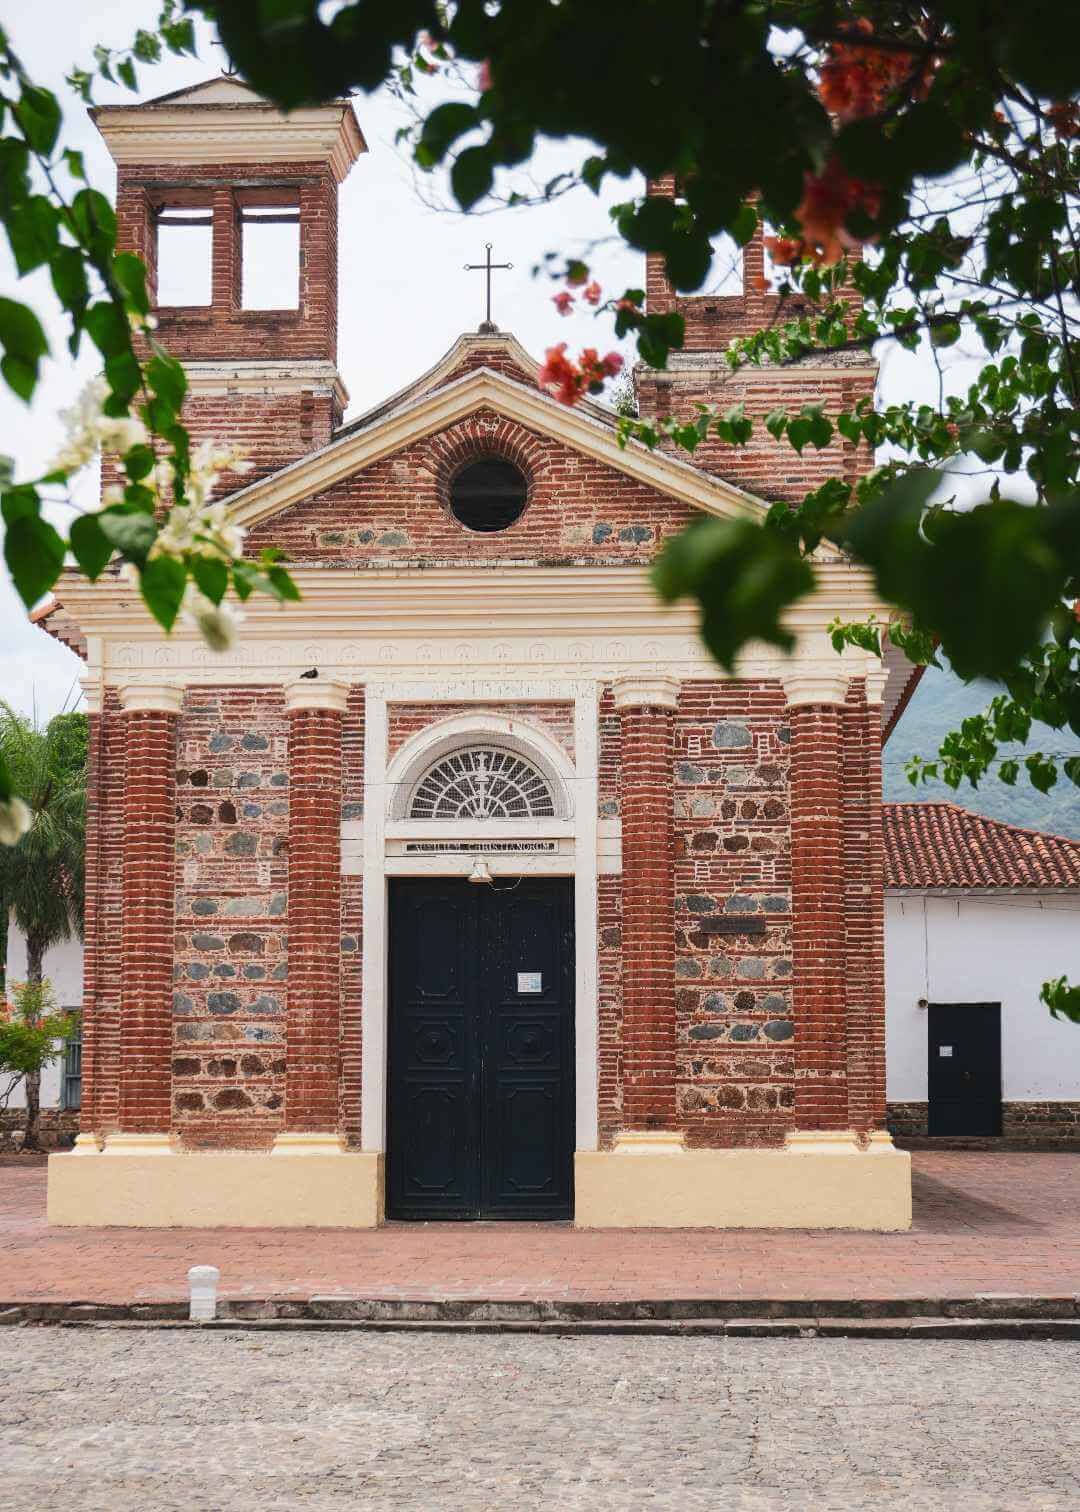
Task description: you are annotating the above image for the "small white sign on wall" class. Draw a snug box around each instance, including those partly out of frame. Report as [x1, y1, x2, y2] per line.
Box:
[517, 972, 542, 994]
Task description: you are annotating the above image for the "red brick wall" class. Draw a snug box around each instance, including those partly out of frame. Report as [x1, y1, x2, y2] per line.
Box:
[673, 681, 794, 1148]
[115, 160, 343, 476]
[180, 389, 341, 486]
[387, 702, 575, 762]
[246, 411, 696, 565]
[173, 688, 290, 1150]
[636, 367, 876, 505]
[637, 178, 877, 504]
[117, 161, 339, 364]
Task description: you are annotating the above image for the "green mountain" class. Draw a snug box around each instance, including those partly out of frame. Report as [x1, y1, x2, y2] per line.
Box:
[883, 665, 1080, 840]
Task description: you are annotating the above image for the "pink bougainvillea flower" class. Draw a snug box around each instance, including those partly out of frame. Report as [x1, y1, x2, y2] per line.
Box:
[583, 281, 602, 305]
[552, 291, 575, 316]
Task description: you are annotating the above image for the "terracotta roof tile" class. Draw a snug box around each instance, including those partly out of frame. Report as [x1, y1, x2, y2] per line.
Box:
[883, 801, 1080, 891]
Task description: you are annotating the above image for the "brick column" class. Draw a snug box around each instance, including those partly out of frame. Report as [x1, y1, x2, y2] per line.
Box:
[842, 678, 888, 1134]
[784, 670, 851, 1140]
[211, 186, 240, 312]
[111, 684, 183, 1152]
[276, 679, 349, 1154]
[614, 675, 680, 1140]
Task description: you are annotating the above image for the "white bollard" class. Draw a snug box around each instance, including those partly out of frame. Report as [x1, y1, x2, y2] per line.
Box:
[188, 1264, 220, 1322]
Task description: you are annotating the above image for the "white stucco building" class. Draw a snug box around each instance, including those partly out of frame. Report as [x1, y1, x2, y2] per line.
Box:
[2, 931, 83, 1125]
[884, 803, 1080, 1141]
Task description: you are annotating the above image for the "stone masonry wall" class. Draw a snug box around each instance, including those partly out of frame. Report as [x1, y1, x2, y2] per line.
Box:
[888, 1100, 1080, 1144]
[172, 687, 290, 1150]
[672, 680, 795, 1148]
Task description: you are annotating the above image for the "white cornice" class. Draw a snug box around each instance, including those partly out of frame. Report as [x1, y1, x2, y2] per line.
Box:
[224, 366, 766, 531]
[50, 561, 892, 693]
[92, 97, 366, 184]
[780, 669, 850, 707]
[283, 677, 350, 713]
[612, 675, 681, 711]
[118, 682, 184, 715]
[183, 359, 349, 410]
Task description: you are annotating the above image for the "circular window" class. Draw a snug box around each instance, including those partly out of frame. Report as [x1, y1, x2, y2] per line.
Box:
[449, 457, 528, 533]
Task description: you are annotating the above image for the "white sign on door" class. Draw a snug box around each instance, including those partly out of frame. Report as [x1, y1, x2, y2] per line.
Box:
[517, 972, 542, 994]
[939, 1045, 953, 1057]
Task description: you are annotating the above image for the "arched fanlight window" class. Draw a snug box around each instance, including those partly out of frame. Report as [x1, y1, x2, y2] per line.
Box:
[408, 746, 556, 820]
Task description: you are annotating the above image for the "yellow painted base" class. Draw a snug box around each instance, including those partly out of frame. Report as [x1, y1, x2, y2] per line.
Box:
[574, 1141, 911, 1230]
[47, 1150, 384, 1228]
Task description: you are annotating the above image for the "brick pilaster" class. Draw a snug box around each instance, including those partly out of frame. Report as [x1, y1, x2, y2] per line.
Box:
[615, 676, 680, 1131]
[77, 697, 103, 1140]
[283, 680, 348, 1135]
[842, 682, 887, 1132]
[786, 676, 849, 1131]
[117, 685, 182, 1136]
[211, 186, 240, 313]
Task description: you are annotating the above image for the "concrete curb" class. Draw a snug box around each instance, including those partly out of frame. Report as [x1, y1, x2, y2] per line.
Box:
[3, 1313, 1080, 1339]
[3, 1295, 1080, 1335]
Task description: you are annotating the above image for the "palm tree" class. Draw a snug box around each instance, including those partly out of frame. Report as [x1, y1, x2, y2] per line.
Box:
[0, 706, 86, 1149]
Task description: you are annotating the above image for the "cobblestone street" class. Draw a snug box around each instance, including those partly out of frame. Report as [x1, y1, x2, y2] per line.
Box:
[3, 1328, 1078, 1510]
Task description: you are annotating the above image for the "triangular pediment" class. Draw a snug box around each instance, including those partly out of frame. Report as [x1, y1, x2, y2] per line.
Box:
[129, 75, 266, 108]
[228, 364, 764, 532]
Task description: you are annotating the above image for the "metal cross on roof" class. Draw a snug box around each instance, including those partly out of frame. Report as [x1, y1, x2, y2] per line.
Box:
[464, 243, 513, 334]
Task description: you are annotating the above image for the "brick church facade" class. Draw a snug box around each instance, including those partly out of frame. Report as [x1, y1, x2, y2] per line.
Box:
[45, 78, 911, 1228]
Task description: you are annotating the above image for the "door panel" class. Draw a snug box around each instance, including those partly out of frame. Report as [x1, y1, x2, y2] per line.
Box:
[388, 878, 574, 1220]
[388, 885, 478, 1217]
[928, 1002, 1002, 1137]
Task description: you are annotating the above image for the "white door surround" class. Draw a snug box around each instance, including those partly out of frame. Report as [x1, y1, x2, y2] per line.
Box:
[359, 680, 600, 1154]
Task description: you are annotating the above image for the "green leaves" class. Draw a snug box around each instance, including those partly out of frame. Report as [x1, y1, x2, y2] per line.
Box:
[844, 472, 1080, 682]
[653, 516, 815, 669]
[139, 553, 186, 631]
[4, 512, 65, 607]
[0, 297, 48, 401]
[68, 514, 114, 581]
[786, 405, 834, 455]
[96, 505, 158, 564]
[450, 146, 494, 210]
[12, 85, 60, 155]
[1041, 976, 1080, 1025]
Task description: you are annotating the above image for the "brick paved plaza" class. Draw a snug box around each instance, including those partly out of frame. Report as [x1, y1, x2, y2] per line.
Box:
[3, 1151, 1079, 1307]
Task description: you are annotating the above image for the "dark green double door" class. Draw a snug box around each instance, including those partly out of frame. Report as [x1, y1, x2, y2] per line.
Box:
[387, 878, 574, 1220]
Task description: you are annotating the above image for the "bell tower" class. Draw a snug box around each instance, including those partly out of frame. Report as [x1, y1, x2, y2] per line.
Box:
[93, 76, 365, 479]
[636, 179, 876, 504]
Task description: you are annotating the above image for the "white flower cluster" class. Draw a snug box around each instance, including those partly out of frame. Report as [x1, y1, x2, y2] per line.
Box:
[53, 378, 256, 656]
[49, 377, 147, 475]
[0, 797, 32, 847]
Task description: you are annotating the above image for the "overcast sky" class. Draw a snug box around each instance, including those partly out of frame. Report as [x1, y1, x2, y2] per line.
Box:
[1, 3, 947, 726]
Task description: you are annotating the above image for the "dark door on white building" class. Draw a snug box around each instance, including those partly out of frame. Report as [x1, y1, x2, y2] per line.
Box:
[387, 877, 575, 1220]
[928, 1002, 1003, 1137]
